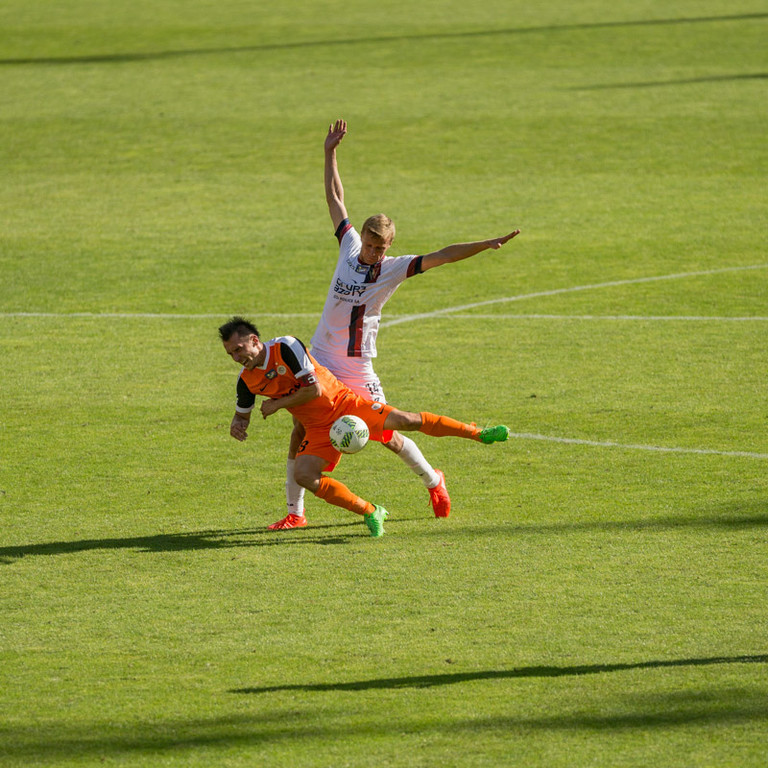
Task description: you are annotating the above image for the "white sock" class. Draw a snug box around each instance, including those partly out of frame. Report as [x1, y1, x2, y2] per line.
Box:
[286, 459, 305, 516]
[397, 436, 439, 488]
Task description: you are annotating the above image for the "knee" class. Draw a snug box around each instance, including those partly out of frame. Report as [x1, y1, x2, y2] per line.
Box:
[294, 463, 320, 492]
[382, 430, 404, 452]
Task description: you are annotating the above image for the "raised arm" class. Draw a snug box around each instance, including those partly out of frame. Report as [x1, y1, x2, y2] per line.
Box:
[418, 230, 521, 273]
[324, 119, 349, 231]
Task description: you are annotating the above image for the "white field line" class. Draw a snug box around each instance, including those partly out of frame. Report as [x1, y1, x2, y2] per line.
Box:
[3, 263, 766, 461]
[510, 433, 768, 460]
[0, 312, 319, 319]
[427, 314, 768, 321]
[4, 311, 768, 322]
[3, 311, 767, 322]
[2, 264, 766, 322]
[379, 263, 768, 328]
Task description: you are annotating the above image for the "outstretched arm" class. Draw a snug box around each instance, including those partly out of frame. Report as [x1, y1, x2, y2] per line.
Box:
[418, 230, 521, 273]
[324, 119, 349, 231]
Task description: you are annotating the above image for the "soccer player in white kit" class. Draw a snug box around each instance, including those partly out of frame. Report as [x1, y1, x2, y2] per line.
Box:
[269, 119, 520, 530]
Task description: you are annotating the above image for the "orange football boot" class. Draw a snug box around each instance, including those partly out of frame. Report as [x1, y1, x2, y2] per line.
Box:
[268, 513, 308, 530]
[428, 469, 451, 518]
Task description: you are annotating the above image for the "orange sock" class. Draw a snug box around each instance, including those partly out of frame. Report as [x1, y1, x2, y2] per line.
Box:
[419, 412, 480, 440]
[315, 476, 375, 515]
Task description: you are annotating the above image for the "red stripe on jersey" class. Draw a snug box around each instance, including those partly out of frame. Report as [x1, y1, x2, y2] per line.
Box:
[406, 255, 424, 278]
[335, 219, 353, 244]
[347, 304, 365, 357]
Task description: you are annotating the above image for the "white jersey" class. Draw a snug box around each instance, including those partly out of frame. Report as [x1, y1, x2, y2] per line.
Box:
[311, 346, 386, 403]
[310, 220, 424, 359]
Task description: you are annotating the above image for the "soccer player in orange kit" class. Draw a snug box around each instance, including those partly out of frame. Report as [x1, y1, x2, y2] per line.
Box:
[220, 317, 510, 538]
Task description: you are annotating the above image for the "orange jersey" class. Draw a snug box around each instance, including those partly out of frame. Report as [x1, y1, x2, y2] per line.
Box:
[236, 335, 393, 470]
[237, 336, 353, 427]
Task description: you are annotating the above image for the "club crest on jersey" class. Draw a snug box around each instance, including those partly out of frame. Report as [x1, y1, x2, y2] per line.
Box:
[277, 365, 287, 375]
[370, 402, 383, 411]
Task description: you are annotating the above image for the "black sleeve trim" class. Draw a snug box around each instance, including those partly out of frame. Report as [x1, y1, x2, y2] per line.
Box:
[406, 255, 424, 277]
[280, 340, 308, 376]
[236, 376, 256, 411]
[334, 218, 352, 242]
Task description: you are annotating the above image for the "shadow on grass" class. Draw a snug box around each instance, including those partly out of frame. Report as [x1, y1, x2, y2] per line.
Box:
[2, 506, 766, 563]
[408, 505, 768, 542]
[0, 522, 364, 564]
[571, 72, 767, 89]
[231, 654, 768, 694]
[1, 682, 766, 762]
[500, 687, 768, 731]
[499, 508, 768, 536]
[0, 13, 764, 66]
[2, 684, 766, 764]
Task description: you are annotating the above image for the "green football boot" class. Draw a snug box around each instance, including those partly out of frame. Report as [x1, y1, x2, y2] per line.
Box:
[364, 505, 389, 538]
[479, 425, 511, 444]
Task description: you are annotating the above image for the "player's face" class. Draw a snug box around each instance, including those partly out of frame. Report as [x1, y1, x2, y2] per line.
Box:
[359, 233, 392, 265]
[223, 333, 263, 369]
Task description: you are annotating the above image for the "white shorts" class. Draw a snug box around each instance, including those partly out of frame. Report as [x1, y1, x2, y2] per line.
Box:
[310, 349, 386, 403]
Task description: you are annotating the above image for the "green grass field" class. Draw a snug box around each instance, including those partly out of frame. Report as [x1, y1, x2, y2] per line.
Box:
[1, 1, 767, 765]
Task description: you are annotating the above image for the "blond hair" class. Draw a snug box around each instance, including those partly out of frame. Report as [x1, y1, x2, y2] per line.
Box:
[361, 214, 395, 243]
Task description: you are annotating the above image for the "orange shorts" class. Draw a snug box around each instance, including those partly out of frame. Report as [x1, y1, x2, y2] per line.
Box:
[295, 391, 395, 472]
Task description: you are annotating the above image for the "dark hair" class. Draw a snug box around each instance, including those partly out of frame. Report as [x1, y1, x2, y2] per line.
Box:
[218, 316, 260, 342]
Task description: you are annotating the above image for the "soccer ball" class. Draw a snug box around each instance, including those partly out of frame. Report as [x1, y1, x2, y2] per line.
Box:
[329, 415, 370, 454]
